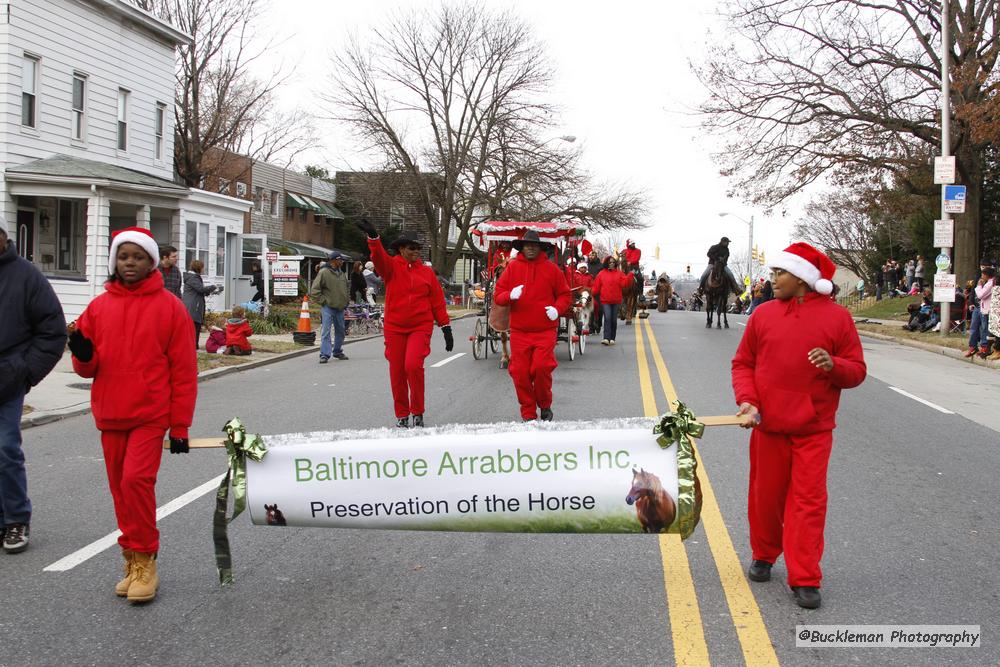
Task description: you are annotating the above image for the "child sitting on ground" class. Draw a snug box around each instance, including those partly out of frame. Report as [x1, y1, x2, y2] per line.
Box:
[224, 306, 253, 355]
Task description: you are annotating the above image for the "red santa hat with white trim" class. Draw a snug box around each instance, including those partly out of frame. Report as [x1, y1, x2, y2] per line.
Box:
[770, 242, 836, 295]
[108, 226, 160, 275]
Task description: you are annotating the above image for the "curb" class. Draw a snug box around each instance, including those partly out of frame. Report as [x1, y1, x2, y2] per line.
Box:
[856, 327, 1000, 370]
[21, 313, 475, 430]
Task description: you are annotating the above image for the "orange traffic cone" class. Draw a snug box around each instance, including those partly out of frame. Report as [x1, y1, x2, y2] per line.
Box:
[292, 295, 316, 345]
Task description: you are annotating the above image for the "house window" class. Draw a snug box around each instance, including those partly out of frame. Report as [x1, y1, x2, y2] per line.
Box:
[270, 191, 279, 215]
[254, 186, 264, 212]
[236, 181, 248, 198]
[216, 225, 226, 277]
[117, 89, 129, 150]
[218, 178, 230, 195]
[72, 74, 86, 140]
[56, 200, 85, 274]
[154, 102, 166, 160]
[185, 220, 209, 269]
[390, 202, 405, 231]
[22, 55, 39, 128]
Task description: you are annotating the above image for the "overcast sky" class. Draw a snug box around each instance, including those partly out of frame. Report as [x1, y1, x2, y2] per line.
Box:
[259, 0, 799, 277]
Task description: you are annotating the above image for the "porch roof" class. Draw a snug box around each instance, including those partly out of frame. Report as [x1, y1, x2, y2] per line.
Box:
[6, 155, 188, 195]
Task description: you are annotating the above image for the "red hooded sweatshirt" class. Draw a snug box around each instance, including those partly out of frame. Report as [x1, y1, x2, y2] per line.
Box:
[225, 318, 253, 351]
[623, 246, 641, 266]
[72, 270, 197, 438]
[731, 293, 866, 435]
[494, 252, 572, 332]
[592, 269, 630, 305]
[570, 270, 594, 292]
[368, 238, 450, 334]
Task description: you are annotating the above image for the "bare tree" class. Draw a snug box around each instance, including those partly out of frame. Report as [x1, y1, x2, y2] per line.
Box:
[328, 4, 645, 274]
[693, 0, 1000, 282]
[792, 192, 887, 283]
[131, 0, 314, 186]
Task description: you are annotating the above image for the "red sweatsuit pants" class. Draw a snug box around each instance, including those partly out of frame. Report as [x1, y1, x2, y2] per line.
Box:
[101, 424, 166, 554]
[508, 330, 558, 420]
[748, 429, 833, 587]
[384, 329, 432, 418]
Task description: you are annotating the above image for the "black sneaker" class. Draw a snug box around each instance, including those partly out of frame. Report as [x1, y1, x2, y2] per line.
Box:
[791, 586, 821, 609]
[396, 416, 410, 428]
[319, 356, 329, 364]
[3, 523, 29, 554]
[333, 353, 348, 360]
[539, 408, 553, 421]
[412, 414, 424, 427]
[748, 560, 772, 582]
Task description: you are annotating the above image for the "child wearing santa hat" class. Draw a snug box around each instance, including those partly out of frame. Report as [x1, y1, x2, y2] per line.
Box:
[731, 242, 866, 609]
[67, 227, 197, 604]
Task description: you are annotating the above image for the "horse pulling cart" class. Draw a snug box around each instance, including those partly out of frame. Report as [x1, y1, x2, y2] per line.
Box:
[470, 221, 590, 365]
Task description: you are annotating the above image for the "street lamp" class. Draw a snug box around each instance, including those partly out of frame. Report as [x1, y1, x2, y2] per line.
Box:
[718, 211, 755, 278]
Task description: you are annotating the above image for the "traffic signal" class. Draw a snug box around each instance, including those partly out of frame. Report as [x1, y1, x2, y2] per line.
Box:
[759, 251, 766, 266]
[752, 245, 758, 261]
[686, 265, 691, 274]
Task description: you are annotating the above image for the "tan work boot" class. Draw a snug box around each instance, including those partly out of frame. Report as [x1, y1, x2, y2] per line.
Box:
[115, 549, 135, 597]
[127, 552, 159, 603]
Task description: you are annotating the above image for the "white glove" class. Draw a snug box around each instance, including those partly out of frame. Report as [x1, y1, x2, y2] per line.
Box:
[510, 285, 524, 300]
[545, 306, 559, 321]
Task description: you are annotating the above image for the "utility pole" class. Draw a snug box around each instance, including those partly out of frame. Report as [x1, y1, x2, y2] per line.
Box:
[939, 0, 951, 336]
[748, 215, 754, 282]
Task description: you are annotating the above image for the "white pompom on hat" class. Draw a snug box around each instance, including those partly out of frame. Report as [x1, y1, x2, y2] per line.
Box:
[108, 226, 160, 275]
[770, 242, 836, 295]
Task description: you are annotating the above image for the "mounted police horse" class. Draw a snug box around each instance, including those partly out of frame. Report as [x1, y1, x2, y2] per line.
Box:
[705, 260, 740, 329]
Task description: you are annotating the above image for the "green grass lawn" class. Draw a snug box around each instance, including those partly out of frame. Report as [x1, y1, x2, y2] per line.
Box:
[855, 322, 970, 351]
[854, 296, 922, 321]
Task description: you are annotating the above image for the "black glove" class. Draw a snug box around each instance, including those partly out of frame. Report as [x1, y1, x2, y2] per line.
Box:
[68, 330, 94, 362]
[356, 218, 378, 239]
[169, 437, 190, 454]
[442, 325, 454, 352]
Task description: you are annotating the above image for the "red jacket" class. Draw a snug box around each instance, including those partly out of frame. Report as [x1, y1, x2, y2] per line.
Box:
[731, 293, 866, 435]
[368, 238, 450, 334]
[570, 271, 594, 292]
[225, 318, 253, 351]
[494, 252, 572, 332]
[592, 269, 630, 305]
[623, 246, 641, 266]
[72, 271, 197, 438]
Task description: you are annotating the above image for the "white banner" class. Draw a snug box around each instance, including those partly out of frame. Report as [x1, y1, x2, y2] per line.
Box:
[244, 420, 693, 535]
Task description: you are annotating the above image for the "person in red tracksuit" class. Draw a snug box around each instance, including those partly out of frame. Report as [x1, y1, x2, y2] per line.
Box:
[622, 239, 641, 271]
[67, 227, 196, 604]
[355, 220, 453, 428]
[731, 242, 866, 610]
[591, 258, 630, 345]
[494, 230, 571, 421]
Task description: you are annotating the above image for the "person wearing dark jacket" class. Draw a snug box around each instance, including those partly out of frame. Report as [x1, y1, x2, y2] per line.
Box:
[250, 262, 265, 303]
[0, 219, 67, 553]
[181, 259, 218, 348]
[158, 245, 182, 299]
[350, 261, 368, 303]
[699, 236, 738, 292]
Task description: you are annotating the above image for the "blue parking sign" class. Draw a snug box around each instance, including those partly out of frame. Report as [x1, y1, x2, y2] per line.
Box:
[944, 185, 966, 213]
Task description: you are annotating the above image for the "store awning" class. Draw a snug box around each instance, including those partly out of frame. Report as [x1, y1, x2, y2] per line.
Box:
[300, 194, 324, 212]
[285, 192, 320, 212]
[316, 201, 346, 219]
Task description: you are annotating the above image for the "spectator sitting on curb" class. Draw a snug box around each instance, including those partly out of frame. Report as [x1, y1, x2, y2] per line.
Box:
[224, 306, 253, 356]
[902, 289, 938, 332]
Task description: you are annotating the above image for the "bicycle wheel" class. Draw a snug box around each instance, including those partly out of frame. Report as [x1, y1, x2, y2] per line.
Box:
[565, 317, 576, 361]
[472, 318, 485, 360]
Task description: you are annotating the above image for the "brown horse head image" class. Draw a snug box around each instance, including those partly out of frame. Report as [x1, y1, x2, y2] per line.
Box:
[626, 468, 677, 534]
[264, 503, 287, 526]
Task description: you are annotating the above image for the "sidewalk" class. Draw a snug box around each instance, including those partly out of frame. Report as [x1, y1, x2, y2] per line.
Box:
[21, 310, 476, 429]
[854, 317, 1000, 370]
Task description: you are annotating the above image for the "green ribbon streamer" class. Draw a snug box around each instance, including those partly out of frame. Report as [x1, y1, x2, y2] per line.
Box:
[653, 401, 704, 540]
[213, 418, 267, 585]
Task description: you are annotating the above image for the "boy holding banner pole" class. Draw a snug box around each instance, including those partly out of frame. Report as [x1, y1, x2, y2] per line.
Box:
[731, 242, 866, 610]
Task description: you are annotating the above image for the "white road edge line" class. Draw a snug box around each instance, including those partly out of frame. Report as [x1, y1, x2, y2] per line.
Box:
[889, 386, 955, 414]
[44, 474, 225, 572]
[737, 322, 747, 327]
[431, 353, 465, 368]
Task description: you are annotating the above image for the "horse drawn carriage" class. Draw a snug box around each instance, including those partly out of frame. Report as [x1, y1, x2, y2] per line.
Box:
[469, 221, 592, 366]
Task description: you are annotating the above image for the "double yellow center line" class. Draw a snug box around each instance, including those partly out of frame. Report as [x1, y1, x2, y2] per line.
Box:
[635, 317, 779, 667]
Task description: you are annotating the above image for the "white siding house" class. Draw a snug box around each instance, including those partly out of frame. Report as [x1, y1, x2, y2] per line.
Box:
[0, 0, 250, 319]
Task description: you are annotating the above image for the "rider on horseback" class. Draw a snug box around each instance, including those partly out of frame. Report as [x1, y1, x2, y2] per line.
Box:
[621, 239, 642, 275]
[699, 236, 739, 292]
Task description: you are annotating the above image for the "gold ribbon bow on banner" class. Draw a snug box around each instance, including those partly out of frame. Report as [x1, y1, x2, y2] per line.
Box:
[653, 401, 705, 540]
[213, 418, 268, 586]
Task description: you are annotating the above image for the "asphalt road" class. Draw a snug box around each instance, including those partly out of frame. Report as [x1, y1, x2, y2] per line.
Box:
[6, 309, 996, 666]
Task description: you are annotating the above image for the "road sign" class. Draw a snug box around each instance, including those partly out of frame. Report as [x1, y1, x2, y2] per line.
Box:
[934, 272, 956, 303]
[935, 253, 951, 272]
[266, 251, 278, 262]
[934, 219, 954, 248]
[934, 156, 956, 184]
[944, 185, 966, 213]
